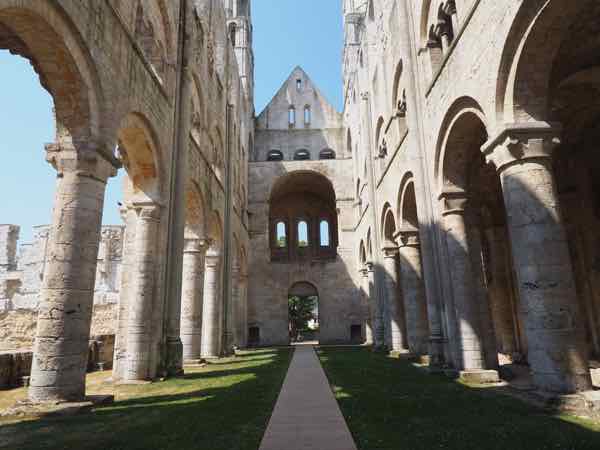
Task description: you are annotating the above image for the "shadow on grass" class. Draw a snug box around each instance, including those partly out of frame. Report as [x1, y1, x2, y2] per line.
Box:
[0, 348, 292, 450]
[318, 347, 600, 450]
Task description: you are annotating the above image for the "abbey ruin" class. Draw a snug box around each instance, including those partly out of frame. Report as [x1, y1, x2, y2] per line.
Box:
[1, 0, 600, 410]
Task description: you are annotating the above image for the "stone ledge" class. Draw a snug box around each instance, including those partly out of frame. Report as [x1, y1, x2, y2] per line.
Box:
[459, 370, 500, 384]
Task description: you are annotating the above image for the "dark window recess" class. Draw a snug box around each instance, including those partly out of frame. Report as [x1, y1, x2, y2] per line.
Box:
[319, 149, 336, 160]
[294, 150, 310, 161]
[248, 327, 260, 346]
[350, 325, 362, 343]
[267, 150, 284, 161]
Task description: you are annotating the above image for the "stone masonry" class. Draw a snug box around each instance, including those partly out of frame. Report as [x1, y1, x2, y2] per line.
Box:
[1, 0, 600, 406]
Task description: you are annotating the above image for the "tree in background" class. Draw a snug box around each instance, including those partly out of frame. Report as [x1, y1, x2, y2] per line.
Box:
[288, 295, 317, 341]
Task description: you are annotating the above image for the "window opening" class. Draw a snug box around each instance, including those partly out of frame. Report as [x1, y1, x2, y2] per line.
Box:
[296, 79, 302, 91]
[298, 221, 309, 248]
[276, 221, 287, 247]
[319, 149, 335, 160]
[294, 149, 310, 161]
[267, 150, 283, 161]
[320, 220, 330, 247]
[304, 106, 311, 126]
[288, 106, 296, 128]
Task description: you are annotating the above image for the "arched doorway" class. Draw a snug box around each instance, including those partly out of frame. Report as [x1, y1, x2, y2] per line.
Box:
[288, 282, 319, 344]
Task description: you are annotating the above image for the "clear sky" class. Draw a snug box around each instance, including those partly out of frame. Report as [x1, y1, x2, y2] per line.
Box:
[0, 0, 343, 243]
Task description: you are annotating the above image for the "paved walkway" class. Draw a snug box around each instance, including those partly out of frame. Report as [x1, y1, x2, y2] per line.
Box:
[259, 345, 358, 450]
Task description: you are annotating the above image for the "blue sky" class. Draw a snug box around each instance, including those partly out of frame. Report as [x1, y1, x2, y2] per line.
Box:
[0, 0, 343, 242]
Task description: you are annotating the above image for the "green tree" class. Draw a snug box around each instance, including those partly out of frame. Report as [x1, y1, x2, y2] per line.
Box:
[288, 296, 317, 341]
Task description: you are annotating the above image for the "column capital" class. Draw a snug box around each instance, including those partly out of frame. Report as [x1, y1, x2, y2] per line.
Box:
[439, 188, 468, 216]
[183, 238, 209, 254]
[45, 142, 118, 182]
[381, 241, 399, 258]
[481, 122, 562, 173]
[132, 202, 162, 221]
[205, 249, 220, 268]
[394, 228, 420, 248]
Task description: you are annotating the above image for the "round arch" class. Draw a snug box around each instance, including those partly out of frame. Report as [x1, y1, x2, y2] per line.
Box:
[434, 97, 489, 195]
[398, 173, 419, 231]
[496, 0, 597, 124]
[117, 112, 163, 203]
[184, 181, 207, 240]
[0, 1, 103, 146]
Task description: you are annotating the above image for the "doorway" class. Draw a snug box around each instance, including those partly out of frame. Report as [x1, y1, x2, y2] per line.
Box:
[288, 282, 319, 344]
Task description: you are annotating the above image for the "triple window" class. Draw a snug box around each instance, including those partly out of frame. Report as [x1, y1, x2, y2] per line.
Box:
[274, 219, 332, 249]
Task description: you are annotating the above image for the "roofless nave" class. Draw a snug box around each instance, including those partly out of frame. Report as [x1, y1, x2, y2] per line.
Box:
[1, 0, 600, 410]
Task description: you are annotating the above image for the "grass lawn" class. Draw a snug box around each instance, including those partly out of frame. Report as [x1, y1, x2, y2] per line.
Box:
[0, 348, 292, 450]
[318, 347, 600, 450]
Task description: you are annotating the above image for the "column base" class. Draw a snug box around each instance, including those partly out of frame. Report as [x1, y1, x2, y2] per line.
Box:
[164, 337, 184, 377]
[184, 359, 206, 366]
[389, 349, 415, 360]
[459, 369, 500, 384]
[6, 394, 114, 417]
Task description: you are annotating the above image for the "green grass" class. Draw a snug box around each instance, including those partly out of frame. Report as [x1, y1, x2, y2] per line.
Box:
[318, 347, 600, 450]
[0, 348, 292, 450]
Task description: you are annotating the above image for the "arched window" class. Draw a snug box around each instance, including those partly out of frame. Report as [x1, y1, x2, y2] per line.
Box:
[319, 149, 336, 160]
[320, 220, 330, 247]
[297, 221, 309, 248]
[267, 150, 283, 161]
[304, 106, 311, 127]
[294, 149, 311, 161]
[276, 221, 287, 248]
[288, 106, 296, 128]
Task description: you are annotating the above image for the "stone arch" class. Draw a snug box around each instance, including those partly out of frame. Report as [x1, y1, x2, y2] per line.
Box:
[185, 181, 207, 240]
[359, 239, 367, 265]
[289, 281, 318, 298]
[381, 203, 396, 244]
[398, 173, 419, 231]
[496, 0, 598, 123]
[133, 0, 173, 83]
[269, 170, 338, 261]
[117, 112, 163, 203]
[0, 1, 102, 146]
[207, 211, 224, 254]
[435, 97, 489, 194]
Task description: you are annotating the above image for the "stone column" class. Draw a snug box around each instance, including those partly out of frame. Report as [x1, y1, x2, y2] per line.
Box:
[237, 272, 249, 348]
[230, 265, 241, 348]
[483, 123, 592, 393]
[382, 245, 408, 352]
[484, 226, 517, 356]
[397, 230, 430, 356]
[467, 222, 499, 371]
[125, 203, 161, 381]
[29, 144, 117, 403]
[440, 191, 495, 380]
[201, 250, 221, 358]
[360, 268, 373, 344]
[180, 238, 208, 363]
[112, 205, 137, 380]
[367, 262, 384, 347]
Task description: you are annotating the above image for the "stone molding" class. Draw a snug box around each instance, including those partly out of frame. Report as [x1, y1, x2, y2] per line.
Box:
[439, 188, 468, 216]
[183, 238, 209, 254]
[45, 142, 118, 182]
[481, 122, 562, 173]
[394, 229, 420, 248]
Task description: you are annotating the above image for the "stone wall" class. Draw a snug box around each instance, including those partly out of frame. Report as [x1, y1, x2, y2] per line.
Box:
[0, 224, 124, 351]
